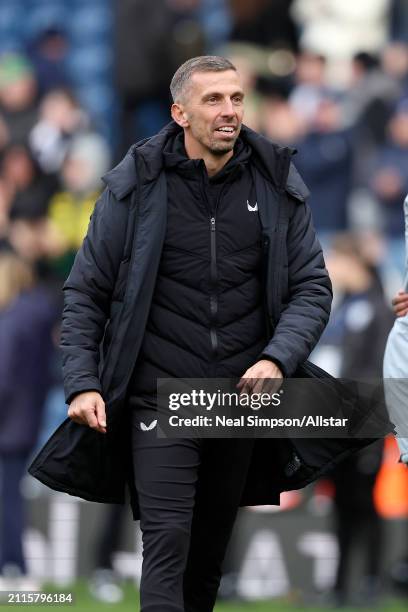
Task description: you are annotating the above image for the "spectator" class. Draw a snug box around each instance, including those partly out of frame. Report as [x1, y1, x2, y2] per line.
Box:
[115, 0, 204, 152]
[261, 96, 306, 146]
[370, 99, 408, 273]
[46, 132, 110, 278]
[342, 52, 399, 170]
[322, 233, 393, 606]
[382, 42, 408, 94]
[29, 88, 89, 174]
[289, 51, 331, 123]
[26, 27, 70, 98]
[294, 98, 353, 235]
[0, 53, 38, 147]
[1, 142, 59, 221]
[342, 52, 400, 230]
[0, 250, 57, 591]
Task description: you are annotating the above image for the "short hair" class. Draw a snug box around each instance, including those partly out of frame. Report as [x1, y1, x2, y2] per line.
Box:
[170, 55, 237, 103]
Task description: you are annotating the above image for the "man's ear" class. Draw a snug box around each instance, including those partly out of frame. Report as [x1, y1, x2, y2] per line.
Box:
[171, 103, 189, 128]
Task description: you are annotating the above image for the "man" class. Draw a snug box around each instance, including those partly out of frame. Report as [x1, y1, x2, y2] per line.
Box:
[30, 56, 335, 611]
[385, 193, 408, 466]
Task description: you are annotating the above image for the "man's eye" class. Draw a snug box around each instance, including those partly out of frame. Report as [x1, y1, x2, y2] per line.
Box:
[233, 97, 243, 104]
[208, 97, 218, 103]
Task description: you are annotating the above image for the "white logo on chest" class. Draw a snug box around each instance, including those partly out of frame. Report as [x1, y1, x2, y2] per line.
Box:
[247, 200, 258, 212]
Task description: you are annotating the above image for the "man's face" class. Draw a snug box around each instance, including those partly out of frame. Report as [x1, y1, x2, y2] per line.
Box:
[173, 70, 245, 156]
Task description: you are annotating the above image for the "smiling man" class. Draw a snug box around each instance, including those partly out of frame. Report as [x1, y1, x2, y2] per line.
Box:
[29, 57, 332, 612]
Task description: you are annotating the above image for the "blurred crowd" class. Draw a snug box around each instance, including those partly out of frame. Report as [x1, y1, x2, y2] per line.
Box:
[0, 0, 408, 604]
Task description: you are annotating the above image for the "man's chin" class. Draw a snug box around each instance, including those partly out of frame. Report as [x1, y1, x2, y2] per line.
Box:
[209, 139, 237, 156]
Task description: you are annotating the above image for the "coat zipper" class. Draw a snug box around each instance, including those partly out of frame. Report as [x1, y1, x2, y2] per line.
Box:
[206, 166, 239, 361]
[209, 215, 218, 355]
[262, 234, 273, 337]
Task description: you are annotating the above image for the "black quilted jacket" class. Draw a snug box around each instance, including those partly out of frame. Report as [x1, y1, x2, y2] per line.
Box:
[27, 122, 360, 521]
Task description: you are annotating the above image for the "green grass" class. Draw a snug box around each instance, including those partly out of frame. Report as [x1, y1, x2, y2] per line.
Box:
[0, 581, 406, 611]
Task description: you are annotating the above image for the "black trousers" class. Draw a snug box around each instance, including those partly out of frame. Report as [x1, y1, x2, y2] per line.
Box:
[131, 406, 255, 612]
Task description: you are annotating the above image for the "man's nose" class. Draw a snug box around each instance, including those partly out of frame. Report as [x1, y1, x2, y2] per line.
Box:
[220, 98, 235, 116]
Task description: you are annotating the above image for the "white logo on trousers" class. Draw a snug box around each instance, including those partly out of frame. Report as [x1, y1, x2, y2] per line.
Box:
[140, 420, 157, 431]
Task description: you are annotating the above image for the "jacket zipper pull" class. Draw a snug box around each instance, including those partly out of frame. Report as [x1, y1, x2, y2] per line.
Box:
[210, 217, 216, 230]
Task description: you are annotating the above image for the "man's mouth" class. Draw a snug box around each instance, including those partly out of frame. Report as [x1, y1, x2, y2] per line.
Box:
[215, 126, 236, 134]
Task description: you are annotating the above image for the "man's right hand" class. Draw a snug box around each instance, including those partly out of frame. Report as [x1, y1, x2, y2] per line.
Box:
[67, 391, 107, 433]
[392, 290, 408, 317]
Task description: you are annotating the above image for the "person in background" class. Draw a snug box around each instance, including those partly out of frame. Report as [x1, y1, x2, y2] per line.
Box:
[382, 41, 408, 97]
[0, 53, 39, 147]
[263, 90, 353, 241]
[294, 97, 353, 237]
[321, 233, 394, 606]
[384, 193, 408, 595]
[342, 51, 399, 198]
[289, 51, 329, 124]
[341, 51, 399, 139]
[46, 132, 110, 280]
[29, 88, 89, 175]
[25, 27, 71, 98]
[115, 0, 204, 153]
[1, 142, 58, 222]
[370, 99, 408, 275]
[0, 250, 57, 591]
[261, 94, 306, 147]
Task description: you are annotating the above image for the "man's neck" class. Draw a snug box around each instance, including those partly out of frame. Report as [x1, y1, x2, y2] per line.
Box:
[184, 135, 234, 177]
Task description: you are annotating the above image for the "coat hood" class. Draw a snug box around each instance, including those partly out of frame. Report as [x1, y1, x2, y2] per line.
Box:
[102, 121, 310, 204]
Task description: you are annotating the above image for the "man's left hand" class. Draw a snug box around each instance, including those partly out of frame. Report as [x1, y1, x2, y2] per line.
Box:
[237, 359, 283, 396]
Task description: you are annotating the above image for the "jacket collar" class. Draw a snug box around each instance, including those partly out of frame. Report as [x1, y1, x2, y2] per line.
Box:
[101, 124, 179, 200]
[102, 121, 309, 202]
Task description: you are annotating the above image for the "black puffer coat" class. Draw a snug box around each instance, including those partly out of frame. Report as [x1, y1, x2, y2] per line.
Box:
[129, 132, 267, 401]
[28, 122, 368, 521]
